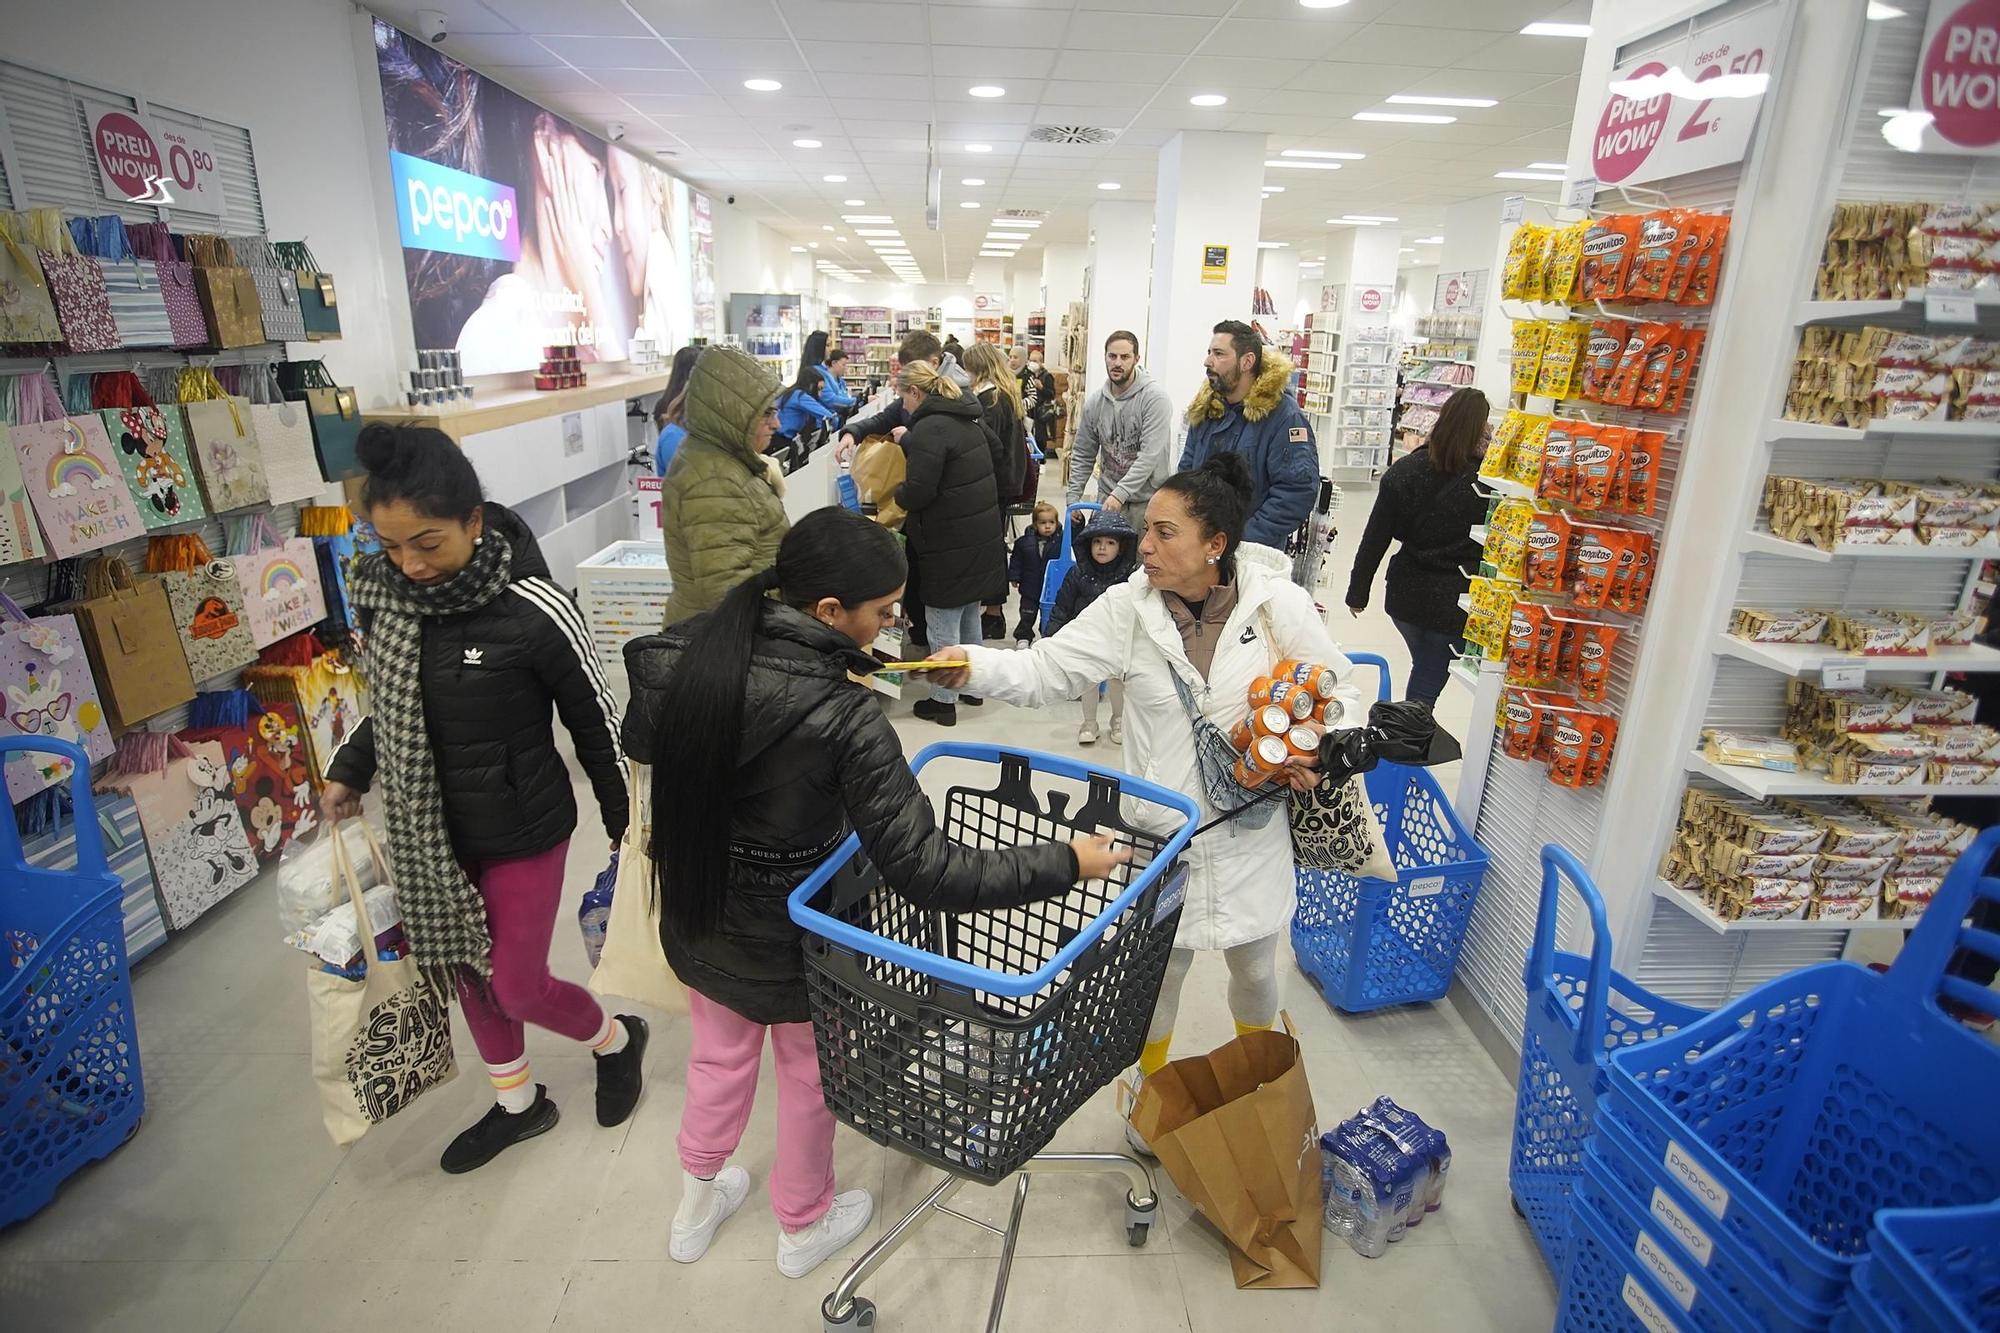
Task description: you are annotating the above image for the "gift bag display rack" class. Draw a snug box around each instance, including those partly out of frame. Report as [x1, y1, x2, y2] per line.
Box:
[788, 744, 1199, 1333]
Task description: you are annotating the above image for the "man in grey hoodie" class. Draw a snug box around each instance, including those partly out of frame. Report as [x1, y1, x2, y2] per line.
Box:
[1067, 330, 1173, 524]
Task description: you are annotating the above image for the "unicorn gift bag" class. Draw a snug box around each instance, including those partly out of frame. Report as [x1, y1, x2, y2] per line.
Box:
[10, 414, 146, 558]
[228, 514, 327, 648]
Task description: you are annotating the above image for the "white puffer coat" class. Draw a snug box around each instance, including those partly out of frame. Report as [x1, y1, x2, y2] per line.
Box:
[962, 544, 1364, 951]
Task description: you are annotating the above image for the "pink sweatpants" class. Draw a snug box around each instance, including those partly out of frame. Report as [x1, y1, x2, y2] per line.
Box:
[454, 839, 607, 1065]
[679, 990, 837, 1230]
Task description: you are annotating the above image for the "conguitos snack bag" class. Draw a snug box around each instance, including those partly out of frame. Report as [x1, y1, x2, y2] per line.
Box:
[1627, 210, 1691, 302]
[1537, 420, 1578, 502]
[1579, 319, 1629, 401]
[1543, 220, 1591, 304]
[1686, 213, 1731, 305]
[1511, 320, 1549, 394]
[1523, 510, 1571, 592]
[1535, 320, 1590, 399]
[1571, 429, 1625, 512]
[1581, 216, 1641, 300]
[1573, 622, 1621, 703]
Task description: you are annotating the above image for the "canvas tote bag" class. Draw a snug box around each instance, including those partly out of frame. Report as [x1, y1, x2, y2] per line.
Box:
[309, 822, 458, 1146]
[588, 760, 689, 1015]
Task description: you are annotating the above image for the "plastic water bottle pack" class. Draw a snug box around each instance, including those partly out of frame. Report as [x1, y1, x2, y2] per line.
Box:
[1320, 1096, 1452, 1258]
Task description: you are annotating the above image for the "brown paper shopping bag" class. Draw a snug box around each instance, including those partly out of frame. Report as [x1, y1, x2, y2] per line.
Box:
[1129, 1018, 1323, 1289]
[65, 556, 195, 730]
[588, 760, 688, 1016]
[851, 435, 907, 528]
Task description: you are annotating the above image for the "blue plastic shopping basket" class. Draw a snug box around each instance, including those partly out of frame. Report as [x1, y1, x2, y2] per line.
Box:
[1038, 501, 1100, 634]
[1, 736, 146, 1229]
[788, 741, 1197, 1185]
[1291, 651, 1491, 1013]
[1605, 825, 2000, 1312]
[1510, 844, 1706, 1280]
[1862, 1200, 2000, 1331]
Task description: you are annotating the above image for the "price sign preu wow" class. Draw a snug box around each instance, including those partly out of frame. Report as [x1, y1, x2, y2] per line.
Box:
[1589, 3, 1784, 187]
[1909, 0, 2000, 154]
[79, 99, 227, 214]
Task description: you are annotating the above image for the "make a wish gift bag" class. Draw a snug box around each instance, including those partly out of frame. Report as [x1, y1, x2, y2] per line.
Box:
[11, 411, 147, 559]
[99, 733, 257, 930]
[229, 513, 327, 649]
[0, 592, 113, 803]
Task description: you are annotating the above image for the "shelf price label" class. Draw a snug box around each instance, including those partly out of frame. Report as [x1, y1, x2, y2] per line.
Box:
[1589, 2, 1784, 187]
[1926, 292, 1980, 324]
[1822, 663, 1866, 692]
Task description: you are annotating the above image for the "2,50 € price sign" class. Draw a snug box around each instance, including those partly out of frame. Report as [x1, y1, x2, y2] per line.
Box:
[1591, 3, 1785, 187]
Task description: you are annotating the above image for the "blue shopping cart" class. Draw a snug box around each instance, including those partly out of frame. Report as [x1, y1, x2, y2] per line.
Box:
[1, 736, 146, 1229]
[789, 742, 1198, 1332]
[1509, 844, 1706, 1280]
[1038, 501, 1100, 635]
[1291, 651, 1491, 1013]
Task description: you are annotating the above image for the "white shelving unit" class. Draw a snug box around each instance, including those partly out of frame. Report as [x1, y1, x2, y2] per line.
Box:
[1651, 880, 1910, 934]
[1711, 633, 2000, 676]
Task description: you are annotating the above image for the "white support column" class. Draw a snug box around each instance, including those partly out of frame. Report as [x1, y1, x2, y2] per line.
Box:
[1146, 131, 1267, 415]
[1257, 248, 1303, 331]
[1085, 198, 1153, 388]
[1041, 243, 1088, 349]
[1009, 265, 1041, 344]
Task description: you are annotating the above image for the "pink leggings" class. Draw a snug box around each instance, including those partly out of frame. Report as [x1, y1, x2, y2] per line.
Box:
[454, 839, 607, 1065]
[680, 990, 837, 1230]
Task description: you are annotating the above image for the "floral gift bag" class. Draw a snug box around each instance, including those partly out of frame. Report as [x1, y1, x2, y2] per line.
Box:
[0, 591, 114, 803]
[180, 367, 270, 513]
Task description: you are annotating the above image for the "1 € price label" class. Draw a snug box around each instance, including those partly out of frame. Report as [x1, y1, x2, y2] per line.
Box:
[1927, 292, 1980, 325]
[1822, 663, 1866, 692]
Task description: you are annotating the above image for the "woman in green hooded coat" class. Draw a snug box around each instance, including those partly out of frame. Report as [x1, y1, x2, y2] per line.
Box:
[660, 346, 791, 626]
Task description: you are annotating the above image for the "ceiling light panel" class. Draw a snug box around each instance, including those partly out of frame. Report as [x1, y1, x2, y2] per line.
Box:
[1353, 111, 1456, 124]
[1521, 21, 1592, 36]
[1265, 159, 1343, 171]
[1280, 149, 1367, 160]
[1385, 94, 1497, 108]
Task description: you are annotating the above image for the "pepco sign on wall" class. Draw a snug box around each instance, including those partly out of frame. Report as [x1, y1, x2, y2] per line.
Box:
[1910, 0, 2000, 153]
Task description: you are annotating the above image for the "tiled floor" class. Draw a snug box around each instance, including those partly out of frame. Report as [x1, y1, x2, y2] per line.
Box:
[0, 482, 1556, 1332]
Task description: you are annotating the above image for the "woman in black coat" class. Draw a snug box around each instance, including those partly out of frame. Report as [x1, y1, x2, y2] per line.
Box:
[894, 359, 1007, 726]
[1344, 387, 1491, 707]
[621, 507, 1125, 1274]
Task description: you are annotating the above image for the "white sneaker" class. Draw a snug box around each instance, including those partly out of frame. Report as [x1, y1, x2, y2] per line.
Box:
[669, 1166, 750, 1263]
[777, 1189, 875, 1279]
[1078, 721, 1100, 746]
[1015, 638, 1031, 650]
[1108, 717, 1123, 745]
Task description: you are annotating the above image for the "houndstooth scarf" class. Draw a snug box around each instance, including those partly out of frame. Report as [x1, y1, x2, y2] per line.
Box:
[347, 531, 514, 979]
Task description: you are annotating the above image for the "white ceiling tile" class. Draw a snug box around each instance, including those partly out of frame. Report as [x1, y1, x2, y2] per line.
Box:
[807, 41, 933, 74]
[1228, 0, 1399, 19]
[535, 34, 686, 68]
[1334, 23, 1502, 66]
[774, 1, 920, 42]
[1165, 54, 1312, 87]
[584, 68, 710, 95]
[422, 31, 564, 65]
[1061, 11, 1221, 51]
[625, 0, 785, 38]
[1394, 67, 1566, 100]
[1514, 74, 1582, 107]
[1452, 33, 1593, 76]
[1287, 61, 1439, 97]
[933, 84, 1046, 115]
[929, 45, 1058, 78]
[1048, 49, 1184, 82]
[481, 64, 604, 93]
[1370, 0, 1561, 32]
[1037, 80, 1162, 110]
[1222, 112, 1302, 133]
[478, 0, 650, 37]
[1075, 0, 1239, 14]
[614, 92, 738, 113]
[1192, 17, 1365, 60]
[829, 97, 932, 120]
[373, 1, 519, 36]
[663, 38, 811, 72]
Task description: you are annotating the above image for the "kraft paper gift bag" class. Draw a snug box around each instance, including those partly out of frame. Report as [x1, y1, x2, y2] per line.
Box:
[589, 760, 689, 1016]
[0, 211, 62, 343]
[64, 556, 194, 731]
[99, 734, 258, 930]
[180, 368, 271, 512]
[99, 405, 207, 529]
[309, 823, 458, 1146]
[10, 413, 147, 559]
[249, 363, 327, 504]
[182, 691, 316, 867]
[0, 592, 114, 803]
[184, 234, 266, 348]
[229, 513, 328, 649]
[127, 223, 207, 348]
[1129, 1019, 1324, 1289]
[851, 435, 907, 528]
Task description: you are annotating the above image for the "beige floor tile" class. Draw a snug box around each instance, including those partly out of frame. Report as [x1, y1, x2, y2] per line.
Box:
[226, 1259, 572, 1331]
[0, 1259, 263, 1333]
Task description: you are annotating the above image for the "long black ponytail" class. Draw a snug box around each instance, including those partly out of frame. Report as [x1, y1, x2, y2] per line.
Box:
[649, 507, 906, 939]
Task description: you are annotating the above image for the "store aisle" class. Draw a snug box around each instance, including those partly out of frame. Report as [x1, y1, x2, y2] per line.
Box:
[0, 484, 1542, 1333]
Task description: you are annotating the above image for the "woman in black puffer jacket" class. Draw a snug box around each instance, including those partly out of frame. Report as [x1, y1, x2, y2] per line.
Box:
[621, 507, 1125, 1276]
[894, 358, 1006, 727]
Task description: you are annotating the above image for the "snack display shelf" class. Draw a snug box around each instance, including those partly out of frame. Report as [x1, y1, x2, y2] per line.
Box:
[1712, 634, 2000, 676]
[1650, 879, 1909, 934]
[1411, 356, 1477, 365]
[1477, 477, 1536, 501]
[1684, 752, 1987, 800]
[1765, 417, 2000, 444]
[1739, 529, 1993, 563]
[1796, 289, 2000, 329]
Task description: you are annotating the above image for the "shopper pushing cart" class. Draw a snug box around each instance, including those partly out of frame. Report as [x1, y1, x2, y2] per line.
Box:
[620, 508, 1131, 1280]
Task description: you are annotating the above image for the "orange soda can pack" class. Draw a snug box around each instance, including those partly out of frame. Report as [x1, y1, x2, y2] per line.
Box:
[1250, 676, 1317, 722]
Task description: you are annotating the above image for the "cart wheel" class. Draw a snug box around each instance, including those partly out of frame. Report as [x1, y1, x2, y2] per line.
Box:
[1125, 1194, 1157, 1248]
[824, 1297, 876, 1331]
[1511, 1196, 1526, 1219]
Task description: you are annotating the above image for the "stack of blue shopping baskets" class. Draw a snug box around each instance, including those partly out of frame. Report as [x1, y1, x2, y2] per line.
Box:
[1553, 826, 2000, 1332]
[1292, 653, 1491, 1013]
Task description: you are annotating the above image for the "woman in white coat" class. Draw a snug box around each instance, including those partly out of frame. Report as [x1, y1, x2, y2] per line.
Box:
[926, 453, 1364, 1135]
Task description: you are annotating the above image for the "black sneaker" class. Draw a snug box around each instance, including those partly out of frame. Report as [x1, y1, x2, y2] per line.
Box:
[961, 695, 984, 707]
[595, 1014, 649, 1127]
[913, 698, 958, 727]
[440, 1085, 559, 1174]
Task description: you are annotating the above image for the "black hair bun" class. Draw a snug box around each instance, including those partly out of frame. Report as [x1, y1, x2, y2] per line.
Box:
[1201, 450, 1254, 503]
[354, 423, 404, 475]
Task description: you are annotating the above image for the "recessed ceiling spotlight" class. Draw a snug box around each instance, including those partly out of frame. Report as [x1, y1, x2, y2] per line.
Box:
[1494, 170, 1565, 180]
[960, 200, 979, 208]
[1264, 159, 1343, 171]
[789, 245, 807, 252]
[1190, 93, 1228, 107]
[1521, 20, 1591, 36]
[961, 178, 985, 186]
[1098, 181, 1121, 190]
[965, 143, 992, 153]
[1280, 149, 1367, 160]
[1343, 214, 1399, 222]
[792, 138, 822, 148]
[1385, 94, 1498, 108]
[1257, 241, 1287, 249]
[744, 78, 782, 92]
[808, 242, 820, 248]
[969, 85, 1005, 98]
[1262, 185, 1285, 193]
[843, 198, 865, 206]
[1414, 235, 1443, 244]
[1354, 111, 1456, 124]
[823, 174, 847, 182]
[1326, 217, 1382, 226]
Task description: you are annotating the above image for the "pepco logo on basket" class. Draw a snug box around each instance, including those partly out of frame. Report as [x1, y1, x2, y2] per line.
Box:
[390, 151, 522, 263]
